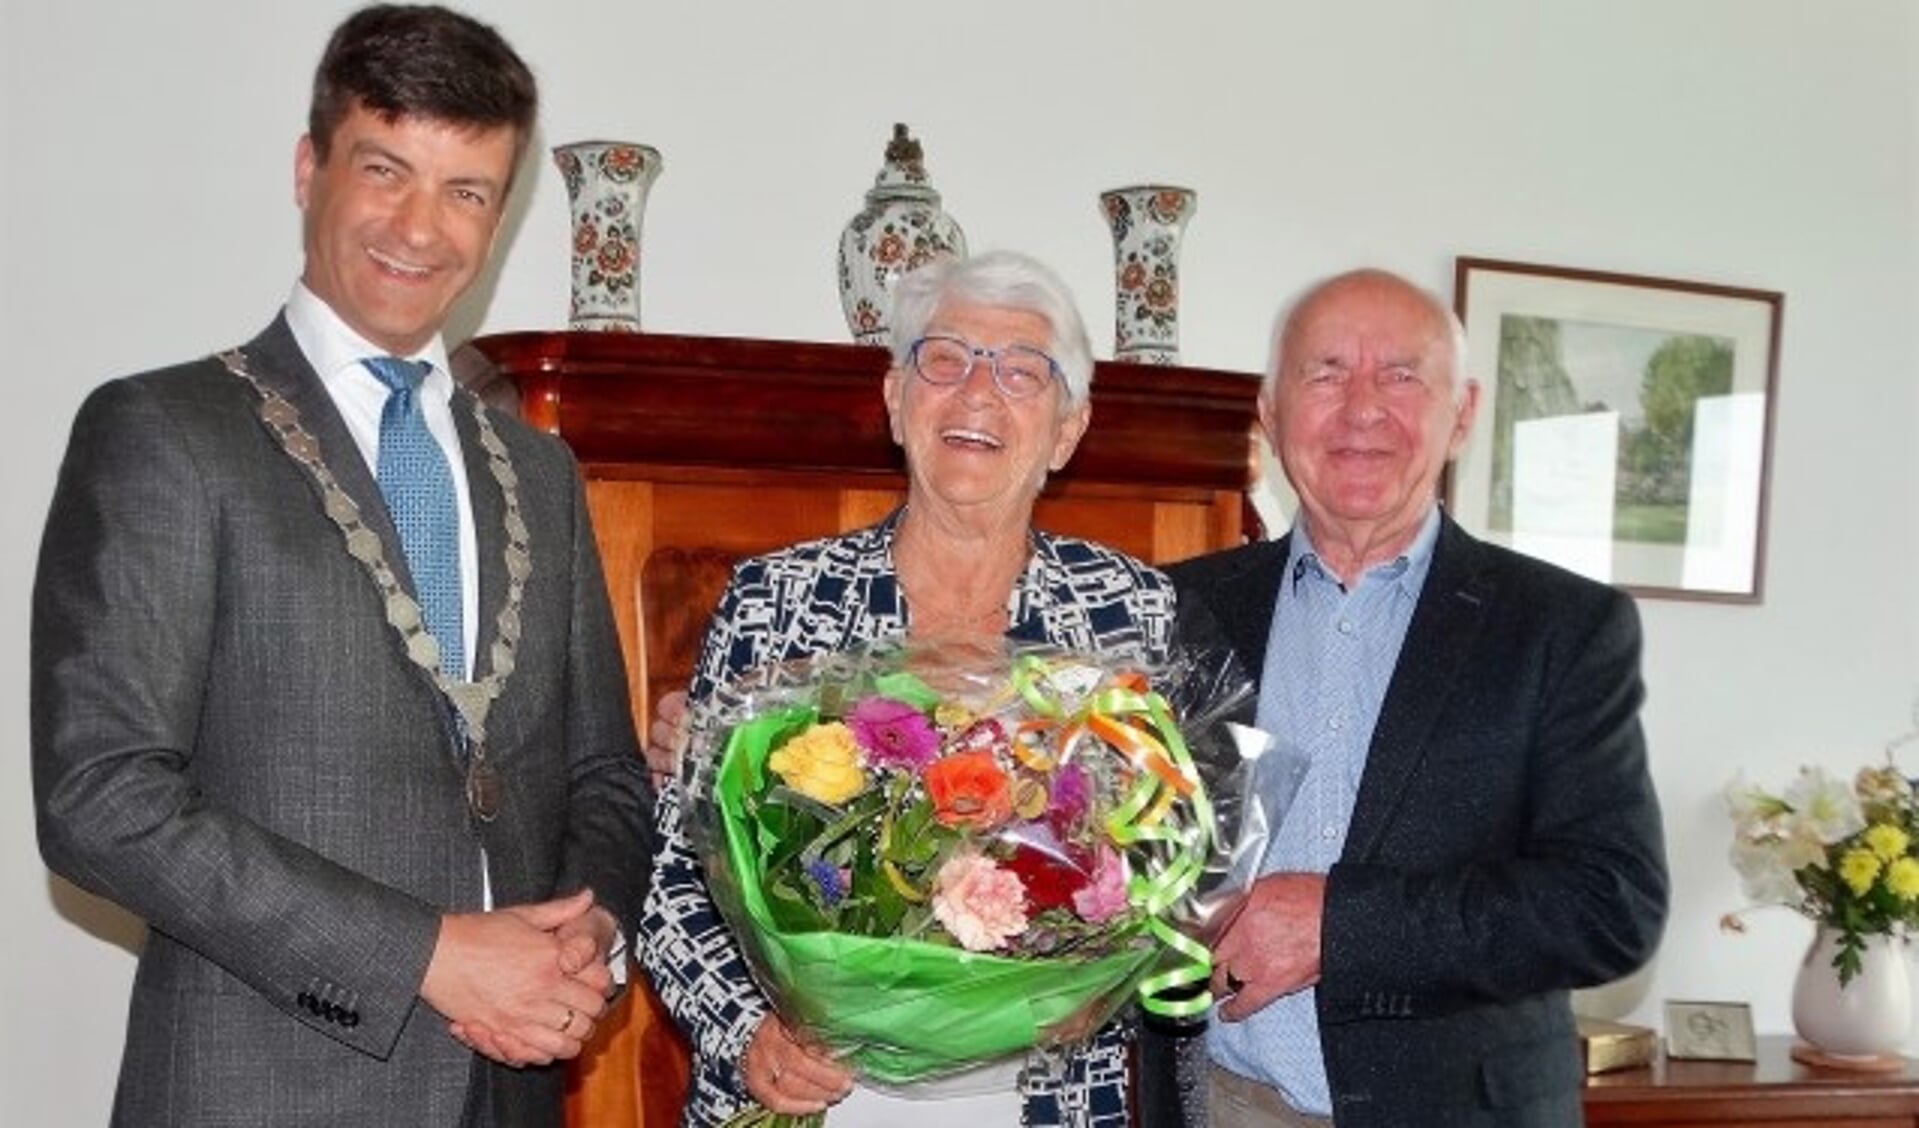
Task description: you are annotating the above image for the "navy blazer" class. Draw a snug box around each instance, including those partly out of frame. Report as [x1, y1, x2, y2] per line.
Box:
[1164, 515, 1668, 1127]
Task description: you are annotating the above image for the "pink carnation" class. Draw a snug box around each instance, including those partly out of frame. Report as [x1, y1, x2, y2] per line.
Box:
[1071, 845, 1130, 924]
[932, 851, 1028, 951]
[847, 696, 940, 772]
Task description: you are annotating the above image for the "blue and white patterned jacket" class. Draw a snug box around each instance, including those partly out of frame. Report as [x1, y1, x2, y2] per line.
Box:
[640, 510, 1175, 1127]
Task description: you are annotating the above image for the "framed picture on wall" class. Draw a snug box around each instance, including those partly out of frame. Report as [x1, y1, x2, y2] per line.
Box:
[1449, 258, 1783, 603]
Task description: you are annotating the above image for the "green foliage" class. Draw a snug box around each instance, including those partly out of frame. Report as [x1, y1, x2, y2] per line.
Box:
[1620, 334, 1733, 508]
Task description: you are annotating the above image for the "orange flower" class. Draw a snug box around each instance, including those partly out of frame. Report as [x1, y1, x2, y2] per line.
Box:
[924, 750, 1012, 830]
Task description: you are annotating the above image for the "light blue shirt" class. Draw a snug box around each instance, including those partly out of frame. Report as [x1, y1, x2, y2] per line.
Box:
[1208, 507, 1440, 1116]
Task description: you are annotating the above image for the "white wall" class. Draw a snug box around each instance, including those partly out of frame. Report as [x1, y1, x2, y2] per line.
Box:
[4, 1, 1916, 1120]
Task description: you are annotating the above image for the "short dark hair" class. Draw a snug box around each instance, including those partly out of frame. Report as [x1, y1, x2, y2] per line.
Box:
[308, 4, 537, 165]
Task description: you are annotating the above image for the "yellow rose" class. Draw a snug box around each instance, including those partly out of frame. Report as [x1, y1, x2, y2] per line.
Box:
[1838, 847, 1883, 897]
[1888, 857, 1919, 901]
[769, 722, 867, 805]
[1864, 822, 1910, 863]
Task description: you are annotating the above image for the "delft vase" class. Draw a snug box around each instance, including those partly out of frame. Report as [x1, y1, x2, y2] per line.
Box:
[837, 123, 967, 346]
[553, 140, 662, 332]
[1791, 924, 1912, 1058]
[1100, 185, 1196, 365]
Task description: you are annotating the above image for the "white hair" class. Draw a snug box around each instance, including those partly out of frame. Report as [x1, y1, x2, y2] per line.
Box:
[889, 250, 1096, 406]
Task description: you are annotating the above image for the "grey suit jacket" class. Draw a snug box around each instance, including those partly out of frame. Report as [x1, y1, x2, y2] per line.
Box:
[1167, 516, 1668, 1128]
[32, 318, 653, 1126]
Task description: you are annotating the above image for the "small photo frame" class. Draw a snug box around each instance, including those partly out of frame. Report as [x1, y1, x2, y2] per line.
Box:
[1664, 999, 1758, 1061]
[1450, 258, 1783, 603]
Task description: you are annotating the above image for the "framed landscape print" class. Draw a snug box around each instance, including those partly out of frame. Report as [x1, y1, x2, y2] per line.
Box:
[1450, 258, 1783, 602]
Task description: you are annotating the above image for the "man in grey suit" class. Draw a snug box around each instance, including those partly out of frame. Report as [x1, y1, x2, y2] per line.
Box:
[30, 6, 652, 1125]
[1160, 269, 1668, 1126]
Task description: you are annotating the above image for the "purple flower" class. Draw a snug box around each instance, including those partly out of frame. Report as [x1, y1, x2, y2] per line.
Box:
[847, 696, 939, 772]
[1048, 762, 1091, 827]
[805, 858, 848, 907]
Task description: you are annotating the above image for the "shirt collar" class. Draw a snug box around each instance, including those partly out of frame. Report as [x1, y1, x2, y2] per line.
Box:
[285, 279, 454, 403]
[1286, 505, 1442, 596]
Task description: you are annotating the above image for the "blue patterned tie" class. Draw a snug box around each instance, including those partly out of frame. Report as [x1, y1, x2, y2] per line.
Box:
[364, 357, 464, 677]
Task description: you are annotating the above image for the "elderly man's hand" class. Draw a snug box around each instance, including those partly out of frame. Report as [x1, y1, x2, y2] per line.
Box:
[1208, 872, 1326, 1022]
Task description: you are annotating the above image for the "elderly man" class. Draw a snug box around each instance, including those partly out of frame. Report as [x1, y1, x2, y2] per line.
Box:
[1165, 269, 1668, 1127]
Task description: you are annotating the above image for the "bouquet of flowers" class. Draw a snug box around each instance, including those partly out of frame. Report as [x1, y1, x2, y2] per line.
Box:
[1723, 758, 1919, 984]
[682, 638, 1277, 1104]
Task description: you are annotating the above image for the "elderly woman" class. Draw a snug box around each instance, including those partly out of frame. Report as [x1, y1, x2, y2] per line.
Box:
[638, 250, 1175, 1127]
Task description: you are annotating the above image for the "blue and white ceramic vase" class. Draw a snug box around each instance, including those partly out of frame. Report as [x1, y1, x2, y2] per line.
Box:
[1100, 185, 1196, 365]
[837, 124, 967, 346]
[553, 140, 663, 332]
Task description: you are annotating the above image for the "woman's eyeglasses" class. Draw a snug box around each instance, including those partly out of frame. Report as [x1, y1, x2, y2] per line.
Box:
[908, 335, 1061, 400]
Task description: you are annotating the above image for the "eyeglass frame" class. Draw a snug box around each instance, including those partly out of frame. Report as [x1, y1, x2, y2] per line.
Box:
[905, 334, 1064, 401]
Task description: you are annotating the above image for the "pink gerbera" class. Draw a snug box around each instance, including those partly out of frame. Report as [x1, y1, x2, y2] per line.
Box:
[846, 696, 939, 772]
[1071, 845, 1130, 924]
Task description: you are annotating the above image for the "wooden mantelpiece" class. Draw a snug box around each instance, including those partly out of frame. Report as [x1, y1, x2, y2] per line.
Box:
[1584, 1036, 1919, 1125]
[466, 329, 1263, 1128]
[476, 329, 1261, 493]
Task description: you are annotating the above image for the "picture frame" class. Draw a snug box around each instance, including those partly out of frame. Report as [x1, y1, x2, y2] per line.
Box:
[1663, 999, 1758, 1062]
[1450, 258, 1783, 602]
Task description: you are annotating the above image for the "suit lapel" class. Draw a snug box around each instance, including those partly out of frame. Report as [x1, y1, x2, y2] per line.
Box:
[1344, 517, 1496, 860]
[451, 391, 505, 683]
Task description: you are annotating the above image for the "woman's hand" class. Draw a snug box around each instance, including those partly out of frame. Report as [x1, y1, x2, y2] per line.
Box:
[741, 1014, 854, 1115]
[646, 690, 689, 788]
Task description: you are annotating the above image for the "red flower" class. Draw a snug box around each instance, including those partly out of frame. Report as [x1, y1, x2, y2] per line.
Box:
[925, 750, 1012, 830]
[601, 145, 645, 180]
[1150, 190, 1187, 222]
[597, 238, 635, 275]
[1004, 841, 1093, 913]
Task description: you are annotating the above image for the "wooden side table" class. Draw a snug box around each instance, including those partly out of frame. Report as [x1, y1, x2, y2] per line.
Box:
[1583, 1036, 1919, 1125]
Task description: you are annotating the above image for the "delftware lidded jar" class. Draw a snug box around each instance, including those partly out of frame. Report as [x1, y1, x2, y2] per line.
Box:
[837, 124, 967, 346]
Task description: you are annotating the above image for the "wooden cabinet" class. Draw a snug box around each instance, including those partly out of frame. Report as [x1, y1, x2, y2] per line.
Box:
[1584, 1037, 1919, 1126]
[467, 329, 1262, 1128]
